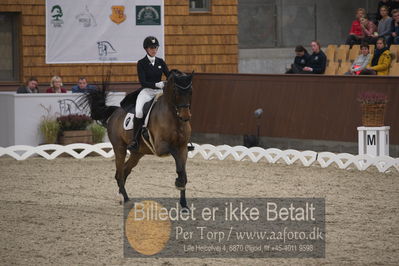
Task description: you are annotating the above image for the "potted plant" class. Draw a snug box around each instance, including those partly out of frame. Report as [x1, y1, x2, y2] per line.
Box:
[39, 105, 60, 144]
[357, 91, 388, 127]
[57, 114, 93, 144]
[88, 123, 106, 143]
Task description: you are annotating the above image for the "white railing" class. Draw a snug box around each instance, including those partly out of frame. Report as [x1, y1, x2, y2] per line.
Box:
[0, 143, 398, 173]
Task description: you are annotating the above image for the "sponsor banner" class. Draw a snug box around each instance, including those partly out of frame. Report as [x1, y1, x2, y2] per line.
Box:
[124, 198, 326, 258]
[45, 0, 164, 63]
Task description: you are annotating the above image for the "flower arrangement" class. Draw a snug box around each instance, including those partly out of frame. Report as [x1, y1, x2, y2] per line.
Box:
[57, 114, 93, 131]
[357, 91, 388, 127]
[357, 91, 388, 105]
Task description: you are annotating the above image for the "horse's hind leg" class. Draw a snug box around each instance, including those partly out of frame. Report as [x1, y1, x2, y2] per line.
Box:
[114, 147, 129, 202]
[123, 152, 144, 184]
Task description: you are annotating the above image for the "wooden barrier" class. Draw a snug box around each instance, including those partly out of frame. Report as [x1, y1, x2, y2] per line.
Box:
[2, 73, 398, 145]
[190, 73, 399, 145]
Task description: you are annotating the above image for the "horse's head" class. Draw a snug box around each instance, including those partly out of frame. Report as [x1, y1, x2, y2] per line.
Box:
[166, 69, 193, 122]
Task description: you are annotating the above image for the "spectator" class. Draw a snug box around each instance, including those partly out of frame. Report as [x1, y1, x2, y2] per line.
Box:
[301, 41, 327, 74]
[377, 0, 392, 20]
[390, 9, 399, 44]
[345, 44, 372, 75]
[285, 45, 310, 74]
[378, 5, 393, 45]
[17, 77, 39, 93]
[46, 76, 67, 93]
[71, 77, 97, 93]
[346, 8, 367, 47]
[360, 37, 392, 75]
[361, 16, 378, 44]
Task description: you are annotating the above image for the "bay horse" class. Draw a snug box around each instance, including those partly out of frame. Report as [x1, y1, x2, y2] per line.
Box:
[80, 70, 193, 208]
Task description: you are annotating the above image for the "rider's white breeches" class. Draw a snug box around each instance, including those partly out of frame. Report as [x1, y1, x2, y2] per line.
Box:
[135, 88, 162, 118]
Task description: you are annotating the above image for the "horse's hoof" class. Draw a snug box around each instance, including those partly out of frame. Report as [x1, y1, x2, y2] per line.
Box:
[116, 192, 124, 205]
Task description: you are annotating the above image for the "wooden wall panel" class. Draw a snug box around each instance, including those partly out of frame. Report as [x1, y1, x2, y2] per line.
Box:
[0, 0, 238, 84]
[191, 74, 399, 145]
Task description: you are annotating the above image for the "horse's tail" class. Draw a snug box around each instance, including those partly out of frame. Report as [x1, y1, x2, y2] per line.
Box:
[78, 79, 118, 127]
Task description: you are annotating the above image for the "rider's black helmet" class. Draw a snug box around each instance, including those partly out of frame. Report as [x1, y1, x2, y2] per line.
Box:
[143, 36, 159, 49]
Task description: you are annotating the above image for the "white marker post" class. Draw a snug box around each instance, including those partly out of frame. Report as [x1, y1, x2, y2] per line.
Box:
[357, 126, 390, 156]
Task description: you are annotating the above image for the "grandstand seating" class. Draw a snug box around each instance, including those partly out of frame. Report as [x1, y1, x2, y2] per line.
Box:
[336, 45, 349, 63]
[325, 61, 338, 75]
[337, 62, 352, 75]
[390, 45, 399, 65]
[389, 63, 399, 76]
[348, 45, 360, 62]
[321, 43, 399, 76]
[326, 44, 337, 62]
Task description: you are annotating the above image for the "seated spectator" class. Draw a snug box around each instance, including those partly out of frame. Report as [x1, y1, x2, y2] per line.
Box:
[346, 8, 367, 47]
[17, 77, 39, 93]
[300, 41, 327, 74]
[378, 6, 393, 45]
[360, 37, 392, 75]
[361, 16, 378, 44]
[71, 77, 97, 93]
[345, 43, 372, 75]
[390, 9, 399, 45]
[377, 0, 392, 20]
[285, 45, 310, 74]
[46, 76, 67, 93]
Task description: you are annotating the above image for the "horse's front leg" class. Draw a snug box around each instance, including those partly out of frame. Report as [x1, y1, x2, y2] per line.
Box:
[169, 146, 188, 208]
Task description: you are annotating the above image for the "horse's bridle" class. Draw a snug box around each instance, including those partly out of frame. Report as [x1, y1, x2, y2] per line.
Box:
[173, 82, 192, 122]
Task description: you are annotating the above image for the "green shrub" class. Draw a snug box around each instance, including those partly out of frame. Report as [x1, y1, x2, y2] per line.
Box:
[39, 104, 60, 144]
[89, 123, 106, 143]
[39, 119, 60, 144]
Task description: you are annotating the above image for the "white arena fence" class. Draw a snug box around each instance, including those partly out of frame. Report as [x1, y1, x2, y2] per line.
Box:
[0, 143, 398, 173]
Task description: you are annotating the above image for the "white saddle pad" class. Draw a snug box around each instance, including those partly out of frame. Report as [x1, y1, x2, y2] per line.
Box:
[123, 92, 163, 131]
[123, 113, 135, 130]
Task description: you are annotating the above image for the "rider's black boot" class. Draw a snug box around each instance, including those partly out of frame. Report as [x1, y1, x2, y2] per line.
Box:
[127, 117, 144, 151]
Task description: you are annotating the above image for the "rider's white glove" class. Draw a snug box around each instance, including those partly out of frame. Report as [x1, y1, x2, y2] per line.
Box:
[155, 81, 165, 89]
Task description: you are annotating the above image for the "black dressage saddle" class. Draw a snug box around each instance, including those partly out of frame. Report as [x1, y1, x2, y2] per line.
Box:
[120, 89, 154, 118]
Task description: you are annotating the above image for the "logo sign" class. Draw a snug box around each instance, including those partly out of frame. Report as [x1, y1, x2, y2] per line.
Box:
[110, 5, 127, 24]
[76, 5, 97, 27]
[97, 41, 118, 61]
[136, 6, 161, 25]
[51, 5, 64, 27]
[58, 99, 86, 116]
